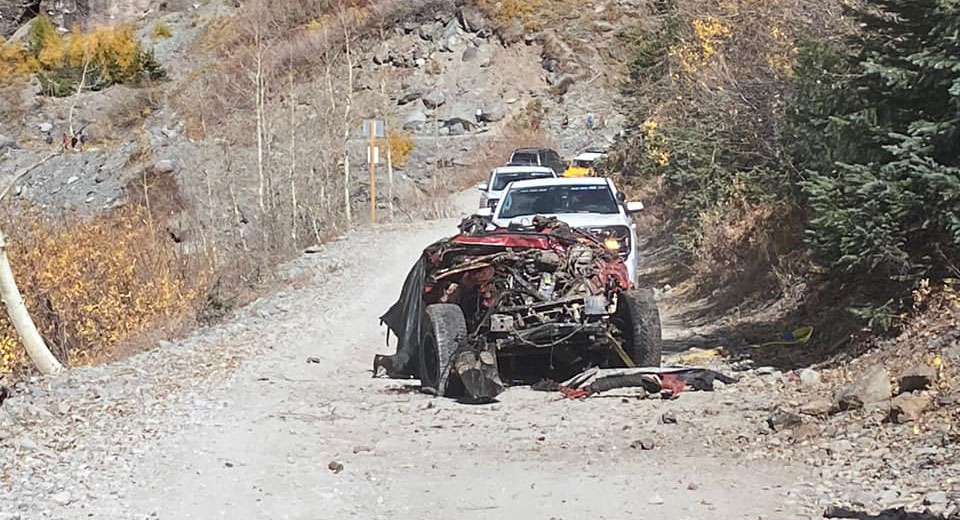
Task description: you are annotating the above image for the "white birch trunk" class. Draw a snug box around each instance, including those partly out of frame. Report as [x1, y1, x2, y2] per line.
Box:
[0, 229, 61, 375]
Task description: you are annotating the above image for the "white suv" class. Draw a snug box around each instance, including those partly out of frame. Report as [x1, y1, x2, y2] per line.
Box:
[480, 177, 643, 282]
[476, 165, 557, 211]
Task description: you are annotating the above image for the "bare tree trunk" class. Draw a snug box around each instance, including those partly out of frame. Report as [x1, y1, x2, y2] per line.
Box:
[378, 79, 394, 221]
[0, 229, 62, 375]
[67, 58, 90, 139]
[386, 130, 394, 221]
[254, 19, 266, 215]
[288, 65, 298, 245]
[340, 4, 354, 227]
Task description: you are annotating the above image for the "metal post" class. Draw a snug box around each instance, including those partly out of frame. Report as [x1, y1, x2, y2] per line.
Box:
[369, 120, 376, 224]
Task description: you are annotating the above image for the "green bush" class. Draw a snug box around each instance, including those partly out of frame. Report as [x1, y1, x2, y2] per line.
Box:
[794, 1, 960, 287]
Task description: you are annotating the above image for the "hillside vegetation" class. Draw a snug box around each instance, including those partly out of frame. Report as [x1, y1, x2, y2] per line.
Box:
[609, 0, 960, 332]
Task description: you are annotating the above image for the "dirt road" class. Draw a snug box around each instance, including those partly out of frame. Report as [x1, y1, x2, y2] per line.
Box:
[0, 192, 820, 519]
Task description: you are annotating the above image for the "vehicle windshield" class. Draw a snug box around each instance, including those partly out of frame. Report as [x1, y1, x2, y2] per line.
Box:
[499, 184, 620, 219]
[510, 152, 539, 165]
[574, 160, 592, 168]
[491, 170, 554, 191]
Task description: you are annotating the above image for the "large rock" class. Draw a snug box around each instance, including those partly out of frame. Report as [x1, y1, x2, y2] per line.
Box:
[799, 399, 833, 416]
[397, 88, 424, 105]
[403, 109, 427, 132]
[478, 101, 507, 123]
[0, 134, 18, 151]
[889, 392, 932, 424]
[799, 368, 820, 387]
[498, 19, 525, 45]
[766, 407, 803, 432]
[459, 6, 486, 33]
[836, 367, 891, 411]
[462, 46, 479, 62]
[422, 89, 446, 109]
[372, 43, 391, 65]
[154, 159, 177, 173]
[442, 18, 460, 40]
[444, 102, 479, 131]
[441, 33, 464, 53]
[897, 364, 936, 394]
[448, 121, 465, 136]
[419, 22, 441, 42]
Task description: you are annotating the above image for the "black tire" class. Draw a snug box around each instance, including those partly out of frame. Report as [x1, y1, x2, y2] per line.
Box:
[419, 304, 467, 397]
[616, 289, 662, 367]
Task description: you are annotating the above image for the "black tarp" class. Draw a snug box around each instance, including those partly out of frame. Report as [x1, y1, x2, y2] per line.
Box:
[374, 254, 428, 377]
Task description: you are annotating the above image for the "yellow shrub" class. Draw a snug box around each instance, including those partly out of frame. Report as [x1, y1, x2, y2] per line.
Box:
[384, 129, 415, 168]
[152, 21, 173, 39]
[670, 18, 733, 73]
[0, 38, 38, 79]
[66, 26, 141, 79]
[475, 0, 547, 30]
[0, 204, 208, 373]
[5, 16, 161, 94]
[642, 118, 672, 167]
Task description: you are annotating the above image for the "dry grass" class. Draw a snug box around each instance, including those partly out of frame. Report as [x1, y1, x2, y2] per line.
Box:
[152, 21, 173, 39]
[0, 202, 210, 375]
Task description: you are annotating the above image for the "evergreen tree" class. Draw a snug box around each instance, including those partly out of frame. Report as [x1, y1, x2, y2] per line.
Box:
[800, 0, 960, 285]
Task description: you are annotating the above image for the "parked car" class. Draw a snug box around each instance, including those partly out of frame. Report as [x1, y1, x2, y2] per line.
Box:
[480, 177, 643, 282]
[476, 165, 557, 210]
[508, 147, 566, 175]
[374, 215, 662, 400]
[563, 148, 606, 178]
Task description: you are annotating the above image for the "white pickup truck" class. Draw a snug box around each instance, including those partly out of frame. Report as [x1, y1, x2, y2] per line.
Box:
[476, 165, 557, 211]
[478, 177, 644, 282]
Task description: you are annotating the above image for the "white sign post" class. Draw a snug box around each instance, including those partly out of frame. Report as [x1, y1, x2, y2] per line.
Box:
[362, 119, 385, 224]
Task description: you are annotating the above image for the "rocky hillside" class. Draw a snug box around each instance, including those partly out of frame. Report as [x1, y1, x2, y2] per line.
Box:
[0, 0, 647, 372]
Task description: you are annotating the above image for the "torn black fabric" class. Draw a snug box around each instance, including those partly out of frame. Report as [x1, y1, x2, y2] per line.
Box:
[375, 254, 427, 377]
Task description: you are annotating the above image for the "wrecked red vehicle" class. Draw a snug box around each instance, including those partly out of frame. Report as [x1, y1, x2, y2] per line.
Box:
[374, 216, 662, 401]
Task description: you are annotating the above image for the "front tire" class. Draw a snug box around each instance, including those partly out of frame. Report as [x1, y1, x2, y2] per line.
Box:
[419, 304, 467, 396]
[616, 289, 662, 367]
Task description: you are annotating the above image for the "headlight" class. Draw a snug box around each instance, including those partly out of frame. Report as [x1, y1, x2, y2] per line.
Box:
[585, 226, 631, 258]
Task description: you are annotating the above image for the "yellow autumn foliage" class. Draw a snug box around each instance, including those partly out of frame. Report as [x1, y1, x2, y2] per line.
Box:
[670, 18, 733, 73]
[384, 129, 415, 168]
[1, 17, 160, 94]
[0, 205, 208, 374]
[0, 37, 38, 79]
[475, 0, 547, 30]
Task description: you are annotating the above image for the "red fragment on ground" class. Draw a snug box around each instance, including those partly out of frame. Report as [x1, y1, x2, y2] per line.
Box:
[661, 374, 687, 396]
[559, 386, 591, 399]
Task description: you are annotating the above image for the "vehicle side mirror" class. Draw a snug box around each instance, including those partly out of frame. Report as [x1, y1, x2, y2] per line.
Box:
[476, 207, 493, 217]
[476, 182, 488, 192]
[615, 192, 626, 203]
[625, 201, 644, 213]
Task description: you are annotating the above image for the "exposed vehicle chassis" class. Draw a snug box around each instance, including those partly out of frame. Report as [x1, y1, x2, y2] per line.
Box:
[374, 216, 661, 401]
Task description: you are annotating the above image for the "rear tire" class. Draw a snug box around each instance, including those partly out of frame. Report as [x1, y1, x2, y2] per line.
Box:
[419, 304, 467, 397]
[616, 289, 662, 367]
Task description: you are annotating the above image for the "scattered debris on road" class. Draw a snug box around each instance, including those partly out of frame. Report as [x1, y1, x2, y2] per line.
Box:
[534, 366, 737, 400]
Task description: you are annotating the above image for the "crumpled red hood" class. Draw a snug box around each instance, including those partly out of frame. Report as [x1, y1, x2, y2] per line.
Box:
[450, 232, 560, 250]
[447, 230, 632, 290]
